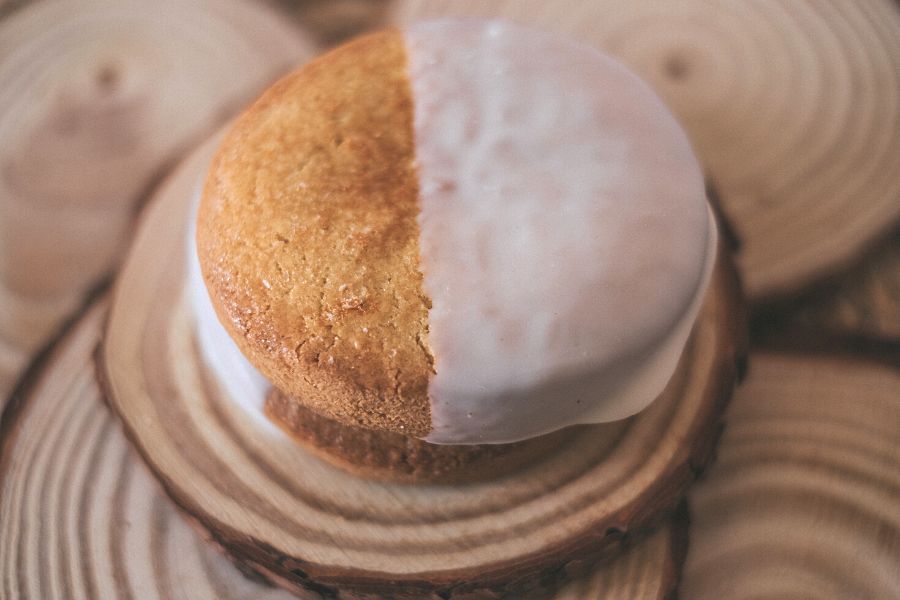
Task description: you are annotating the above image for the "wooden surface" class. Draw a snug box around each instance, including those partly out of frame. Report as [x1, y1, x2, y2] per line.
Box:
[682, 351, 900, 598]
[391, 0, 900, 305]
[96, 132, 743, 597]
[1, 1, 899, 598]
[0, 0, 314, 399]
[5, 306, 899, 599]
[8, 296, 899, 599]
[0, 299, 685, 600]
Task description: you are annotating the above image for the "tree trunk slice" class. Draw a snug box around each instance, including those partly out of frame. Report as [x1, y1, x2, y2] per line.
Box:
[682, 350, 900, 598]
[391, 0, 900, 305]
[0, 0, 314, 399]
[0, 303, 688, 600]
[96, 132, 744, 598]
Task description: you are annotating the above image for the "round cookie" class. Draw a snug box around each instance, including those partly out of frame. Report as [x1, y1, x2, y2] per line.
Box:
[197, 21, 715, 444]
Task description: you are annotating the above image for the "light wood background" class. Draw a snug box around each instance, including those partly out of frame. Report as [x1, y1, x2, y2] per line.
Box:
[1, 0, 899, 598]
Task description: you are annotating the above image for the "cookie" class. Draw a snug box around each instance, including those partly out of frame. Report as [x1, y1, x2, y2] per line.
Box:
[197, 21, 715, 444]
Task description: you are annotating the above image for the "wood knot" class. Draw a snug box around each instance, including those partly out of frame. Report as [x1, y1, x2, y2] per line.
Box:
[663, 53, 690, 81]
[95, 63, 121, 94]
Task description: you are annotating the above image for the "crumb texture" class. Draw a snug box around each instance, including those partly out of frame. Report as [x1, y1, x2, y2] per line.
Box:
[196, 30, 432, 436]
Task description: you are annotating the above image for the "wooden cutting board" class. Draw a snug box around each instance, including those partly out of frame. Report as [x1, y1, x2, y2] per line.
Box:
[768, 231, 900, 342]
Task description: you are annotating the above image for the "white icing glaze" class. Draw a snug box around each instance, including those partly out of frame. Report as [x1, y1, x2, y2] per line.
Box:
[187, 189, 275, 431]
[406, 20, 715, 444]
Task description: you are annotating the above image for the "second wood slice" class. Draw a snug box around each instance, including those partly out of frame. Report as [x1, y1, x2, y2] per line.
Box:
[97, 135, 745, 596]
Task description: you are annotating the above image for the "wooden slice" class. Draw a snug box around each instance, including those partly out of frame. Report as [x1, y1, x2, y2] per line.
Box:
[0, 0, 315, 399]
[0, 303, 687, 600]
[682, 350, 900, 598]
[391, 0, 900, 304]
[96, 126, 744, 597]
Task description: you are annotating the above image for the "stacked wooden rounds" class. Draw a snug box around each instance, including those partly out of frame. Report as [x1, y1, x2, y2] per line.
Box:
[0, 0, 313, 398]
[0, 299, 686, 600]
[683, 351, 900, 598]
[392, 0, 900, 304]
[96, 128, 743, 596]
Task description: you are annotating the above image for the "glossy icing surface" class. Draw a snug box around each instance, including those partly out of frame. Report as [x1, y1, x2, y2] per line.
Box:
[406, 21, 714, 443]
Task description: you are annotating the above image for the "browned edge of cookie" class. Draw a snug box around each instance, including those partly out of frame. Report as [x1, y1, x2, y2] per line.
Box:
[263, 388, 575, 484]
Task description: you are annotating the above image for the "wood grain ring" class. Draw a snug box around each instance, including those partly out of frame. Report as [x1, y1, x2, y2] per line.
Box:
[682, 349, 900, 598]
